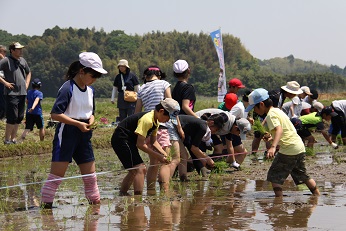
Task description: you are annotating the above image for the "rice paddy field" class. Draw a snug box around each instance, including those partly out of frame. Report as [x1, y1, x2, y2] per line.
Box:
[0, 94, 346, 230]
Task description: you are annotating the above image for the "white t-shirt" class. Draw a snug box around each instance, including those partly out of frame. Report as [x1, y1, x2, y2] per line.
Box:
[332, 100, 346, 116]
[282, 101, 310, 116]
[282, 96, 302, 118]
[230, 101, 245, 119]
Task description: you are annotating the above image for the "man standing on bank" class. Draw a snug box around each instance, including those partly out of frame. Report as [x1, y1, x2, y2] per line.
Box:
[0, 42, 31, 144]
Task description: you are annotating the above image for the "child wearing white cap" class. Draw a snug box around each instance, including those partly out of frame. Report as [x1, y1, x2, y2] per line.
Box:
[245, 88, 320, 197]
[41, 52, 107, 208]
[172, 59, 198, 118]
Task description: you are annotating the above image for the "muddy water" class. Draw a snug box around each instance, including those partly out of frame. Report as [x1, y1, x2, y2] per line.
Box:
[0, 149, 346, 230]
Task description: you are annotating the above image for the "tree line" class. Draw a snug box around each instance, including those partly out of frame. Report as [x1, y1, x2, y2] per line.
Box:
[0, 27, 345, 98]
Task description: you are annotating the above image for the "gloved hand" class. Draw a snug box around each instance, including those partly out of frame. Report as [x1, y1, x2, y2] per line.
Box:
[205, 138, 213, 147]
[231, 161, 240, 169]
[331, 142, 339, 149]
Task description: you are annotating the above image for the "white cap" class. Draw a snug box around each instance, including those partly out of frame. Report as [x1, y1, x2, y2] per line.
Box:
[79, 52, 107, 74]
[14, 42, 24, 49]
[173, 60, 189, 73]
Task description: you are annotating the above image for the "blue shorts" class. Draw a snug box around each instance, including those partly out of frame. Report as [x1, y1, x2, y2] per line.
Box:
[166, 120, 180, 141]
[52, 122, 94, 165]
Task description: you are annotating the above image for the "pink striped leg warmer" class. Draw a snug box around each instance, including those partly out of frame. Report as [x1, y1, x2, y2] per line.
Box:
[41, 173, 62, 203]
[82, 173, 100, 204]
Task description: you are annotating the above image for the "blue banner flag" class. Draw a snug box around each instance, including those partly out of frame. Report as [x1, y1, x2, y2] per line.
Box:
[210, 29, 227, 102]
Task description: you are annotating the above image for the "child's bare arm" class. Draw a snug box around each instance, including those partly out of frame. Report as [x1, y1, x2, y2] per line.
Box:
[266, 125, 282, 158]
[136, 134, 169, 164]
[182, 99, 198, 118]
[28, 97, 40, 113]
[289, 104, 295, 117]
[225, 137, 236, 163]
[190, 145, 214, 167]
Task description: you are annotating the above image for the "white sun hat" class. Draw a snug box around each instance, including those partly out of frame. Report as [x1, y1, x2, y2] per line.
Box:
[281, 81, 303, 94]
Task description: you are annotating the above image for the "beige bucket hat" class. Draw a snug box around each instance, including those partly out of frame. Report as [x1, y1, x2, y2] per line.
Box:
[117, 59, 130, 68]
[281, 81, 303, 94]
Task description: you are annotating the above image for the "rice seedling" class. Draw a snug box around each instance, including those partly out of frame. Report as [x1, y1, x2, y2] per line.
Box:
[211, 161, 228, 174]
[252, 119, 267, 135]
[305, 147, 315, 156]
[336, 134, 343, 145]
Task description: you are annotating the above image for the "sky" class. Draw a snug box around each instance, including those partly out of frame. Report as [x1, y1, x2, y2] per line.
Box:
[2, 0, 346, 67]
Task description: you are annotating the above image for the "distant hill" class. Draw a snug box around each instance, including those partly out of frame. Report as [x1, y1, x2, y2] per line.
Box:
[258, 55, 346, 76]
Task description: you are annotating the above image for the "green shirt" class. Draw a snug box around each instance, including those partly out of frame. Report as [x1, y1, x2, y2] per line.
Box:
[218, 102, 228, 111]
[300, 112, 324, 131]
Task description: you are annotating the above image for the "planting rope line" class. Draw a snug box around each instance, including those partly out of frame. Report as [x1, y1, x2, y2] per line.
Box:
[0, 143, 329, 191]
[0, 164, 147, 191]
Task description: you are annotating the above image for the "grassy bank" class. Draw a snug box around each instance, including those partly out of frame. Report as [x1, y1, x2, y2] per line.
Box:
[0, 93, 343, 158]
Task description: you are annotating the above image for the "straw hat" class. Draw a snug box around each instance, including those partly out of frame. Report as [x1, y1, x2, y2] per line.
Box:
[281, 81, 303, 94]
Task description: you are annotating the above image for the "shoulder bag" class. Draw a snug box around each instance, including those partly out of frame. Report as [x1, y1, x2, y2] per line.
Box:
[121, 74, 137, 102]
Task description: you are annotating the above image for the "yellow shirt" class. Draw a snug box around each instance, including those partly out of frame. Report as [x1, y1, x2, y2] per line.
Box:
[265, 107, 305, 155]
[135, 110, 158, 137]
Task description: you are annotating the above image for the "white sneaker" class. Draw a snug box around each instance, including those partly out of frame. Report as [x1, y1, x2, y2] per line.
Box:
[231, 161, 240, 169]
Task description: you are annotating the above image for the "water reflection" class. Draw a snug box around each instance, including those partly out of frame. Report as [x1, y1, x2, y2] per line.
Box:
[39, 204, 102, 231]
[2, 151, 346, 230]
[0, 178, 345, 230]
[255, 196, 318, 229]
[315, 152, 333, 165]
[0, 172, 40, 213]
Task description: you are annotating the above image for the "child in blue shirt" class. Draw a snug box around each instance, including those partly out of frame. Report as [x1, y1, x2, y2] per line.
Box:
[20, 78, 45, 141]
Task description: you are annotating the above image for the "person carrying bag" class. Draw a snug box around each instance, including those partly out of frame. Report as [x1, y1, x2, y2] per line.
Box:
[121, 74, 137, 102]
[111, 59, 139, 122]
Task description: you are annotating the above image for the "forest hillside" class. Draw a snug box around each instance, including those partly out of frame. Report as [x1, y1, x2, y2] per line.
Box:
[0, 27, 345, 97]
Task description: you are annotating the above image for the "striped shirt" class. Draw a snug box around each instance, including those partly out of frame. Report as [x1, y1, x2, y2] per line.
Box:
[137, 80, 170, 111]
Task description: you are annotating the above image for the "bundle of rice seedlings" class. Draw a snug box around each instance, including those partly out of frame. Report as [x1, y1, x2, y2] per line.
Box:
[253, 119, 267, 135]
